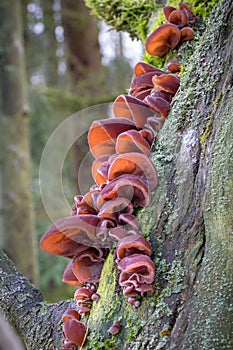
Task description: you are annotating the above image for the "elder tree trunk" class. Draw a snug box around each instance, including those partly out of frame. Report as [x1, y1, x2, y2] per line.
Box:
[0, 1, 233, 349]
[0, 0, 38, 284]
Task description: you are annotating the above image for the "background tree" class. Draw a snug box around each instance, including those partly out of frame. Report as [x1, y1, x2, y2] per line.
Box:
[1, 0, 232, 349]
[0, 0, 38, 284]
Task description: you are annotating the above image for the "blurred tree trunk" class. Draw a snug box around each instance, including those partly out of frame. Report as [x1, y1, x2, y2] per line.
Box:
[42, 0, 59, 86]
[0, 0, 38, 284]
[61, 0, 104, 193]
[61, 0, 102, 87]
[0, 1, 233, 349]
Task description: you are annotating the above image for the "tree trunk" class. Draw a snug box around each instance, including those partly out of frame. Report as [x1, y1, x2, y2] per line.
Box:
[0, 0, 38, 284]
[41, 0, 59, 87]
[61, 0, 102, 86]
[0, 0, 232, 349]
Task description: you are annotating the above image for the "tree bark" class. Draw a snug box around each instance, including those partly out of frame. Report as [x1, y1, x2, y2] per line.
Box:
[0, 0, 233, 349]
[0, 0, 38, 284]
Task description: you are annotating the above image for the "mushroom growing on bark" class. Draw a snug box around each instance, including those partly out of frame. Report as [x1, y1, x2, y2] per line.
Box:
[39, 2, 197, 347]
[145, 23, 181, 57]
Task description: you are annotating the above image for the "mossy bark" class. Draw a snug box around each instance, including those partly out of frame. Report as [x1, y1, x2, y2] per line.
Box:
[0, 1, 233, 349]
[84, 1, 233, 349]
[0, 0, 38, 284]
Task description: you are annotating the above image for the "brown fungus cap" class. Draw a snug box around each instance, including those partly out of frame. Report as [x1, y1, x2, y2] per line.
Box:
[167, 60, 181, 73]
[116, 234, 152, 260]
[63, 319, 88, 348]
[107, 152, 158, 191]
[134, 61, 164, 76]
[178, 2, 197, 25]
[144, 95, 171, 119]
[115, 129, 152, 155]
[113, 94, 153, 128]
[180, 26, 195, 42]
[88, 118, 136, 158]
[168, 9, 188, 28]
[162, 6, 176, 21]
[146, 23, 181, 57]
[152, 73, 180, 95]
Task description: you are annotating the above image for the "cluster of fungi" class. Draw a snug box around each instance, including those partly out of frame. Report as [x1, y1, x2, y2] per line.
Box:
[40, 2, 197, 349]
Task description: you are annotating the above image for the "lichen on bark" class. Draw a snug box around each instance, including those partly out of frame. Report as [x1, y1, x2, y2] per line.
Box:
[83, 1, 233, 349]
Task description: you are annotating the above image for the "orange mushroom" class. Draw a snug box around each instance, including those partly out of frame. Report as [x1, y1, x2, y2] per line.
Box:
[118, 254, 156, 296]
[115, 129, 153, 155]
[145, 23, 181, 57]
[145, 115, 165, 133]
[62, 309, 80, 322]
[107, 152, 158, 191]
[167, 60, 181, 73]
[62, 260, 82, 286]
[133, 61, 164, 76]
[180, 26, 195, 41]
[109, 322, 121, 335]
[72, 247, 106, 284]
[88, 118, 136, 158]
[96, 174, 151, 208]
[129, 87, 152, 101]
[63, 319, 88, 348]
[91, 155, 110, 186]
[178, 2, 197, 25]
[168, 9, 188, 28]
[40, 214, 103, 255]
[144, 95, 171, 119]
[152, 73, 180, 95]
[113, 94, 153, 128]
[116, 234, 152, 260]
[162, 6, 176, 21]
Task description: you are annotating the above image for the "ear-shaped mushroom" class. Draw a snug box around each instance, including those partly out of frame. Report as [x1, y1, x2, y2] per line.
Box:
[98, 197, 133, 220]
[152, 73, 180, 95]
[180, 26, 195, 42]
[63, 319, 88, 348]
[129, 87, 152, 101]
[109, 322, 121, 335]
[118, 213, 139, 230]
[62, 260, 81, 286]
[162, 6, 176, 21]
[72, 190, 99, 216]
[62, 309, 80, 322]
[145, 115, 165, 133]
[118, 254, 156, 294]
[115, 129, 153, 155]
[150, 90, 173, 103]
[144, 95, 171, 119]
[97, 174, 151, 208]
[74, 287, 93, 301]
[133, 61, 164, 76]
[178, 2, 197, 25]
[168, 9, 188, 28]
[40, 214, 102, 255]
[167, 60, 180, 73]
[88, 118, 136, 158]
[116, 234, 152, 260]
[92, 155, 110, 186]
[130, 71, 164, 91]
[113, 94, 153, 128]
[72, 247, 106, 284]
[107, 152, 158, 191]
[146, 23, 181, 57]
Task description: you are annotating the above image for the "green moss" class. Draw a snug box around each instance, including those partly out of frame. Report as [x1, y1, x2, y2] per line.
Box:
[84, 0, 158, 41]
